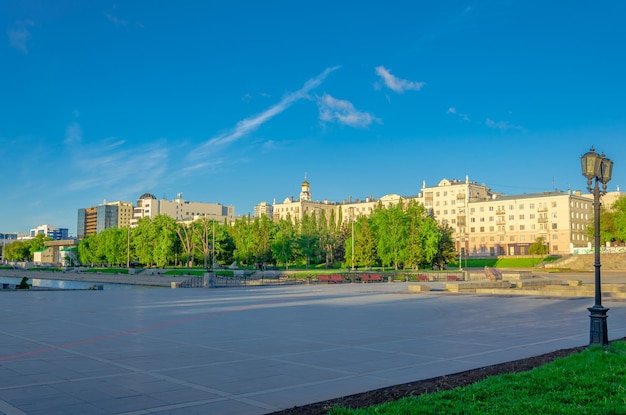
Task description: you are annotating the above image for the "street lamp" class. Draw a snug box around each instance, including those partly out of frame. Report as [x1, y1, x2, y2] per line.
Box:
[580, 146, 613, 347]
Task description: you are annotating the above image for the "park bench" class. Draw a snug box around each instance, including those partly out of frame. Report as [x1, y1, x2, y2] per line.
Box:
[447, 275, 459, 281]
[361, 274, 383, 283]
[318, 275, 344, 283]
[329, 274, 344, 283]
[417, 275, 429, 281]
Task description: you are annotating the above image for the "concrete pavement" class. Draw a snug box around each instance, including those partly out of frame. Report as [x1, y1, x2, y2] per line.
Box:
[1, 282, 626, 414]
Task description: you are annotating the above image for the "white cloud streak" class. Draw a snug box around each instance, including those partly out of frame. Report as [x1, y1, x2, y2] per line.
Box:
[8, 20, 34, 53]
[65, 122, 83, 144]
[317, 94, 380, 128]
[485, 118, 525, 132]
[375, 66, 424, 93]
[447, 107, 469, 121]
[190, 66, 340, 159]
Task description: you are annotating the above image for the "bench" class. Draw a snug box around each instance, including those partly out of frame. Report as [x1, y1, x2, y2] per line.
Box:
[318, 275, 344, 283]
[360, 274, 383, 283]
[417, 275, 429, 282]
[447, 275, 459, 281]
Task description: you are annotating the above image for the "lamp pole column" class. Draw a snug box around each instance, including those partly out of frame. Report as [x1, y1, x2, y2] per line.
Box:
[589, 178, 608, 346]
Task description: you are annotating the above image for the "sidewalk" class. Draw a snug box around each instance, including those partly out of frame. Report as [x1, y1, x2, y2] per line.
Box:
[1, 283, 625, 414]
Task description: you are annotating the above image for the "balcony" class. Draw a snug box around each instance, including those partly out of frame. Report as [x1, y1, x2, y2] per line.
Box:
[537, 207, 548, 212]
[537, 217, 548, 223]
[496, 209, 505, 215]
[496, 219, 506, 225]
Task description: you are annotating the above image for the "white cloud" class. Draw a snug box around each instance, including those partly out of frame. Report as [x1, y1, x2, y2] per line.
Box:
[190, 66, 340, 160]
[447, 107, 469, 121]
[485, 118, 525, 132]
[105, 12, 128, 26]
[8, 20, 34, 53]
[65, 137, 169, 194]
[375, 66, 424, 93]
[65, 122, 83, 144]
[317, 94, 380, 128]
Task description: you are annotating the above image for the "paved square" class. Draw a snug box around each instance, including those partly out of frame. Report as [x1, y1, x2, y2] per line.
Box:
[1, 283, 626, 414]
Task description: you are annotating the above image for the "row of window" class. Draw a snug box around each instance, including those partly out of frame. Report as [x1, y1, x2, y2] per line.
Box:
[469, 233, 560, 243]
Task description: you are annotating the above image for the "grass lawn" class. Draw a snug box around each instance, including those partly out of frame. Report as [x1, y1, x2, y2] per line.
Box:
[330, 342, 626, 415]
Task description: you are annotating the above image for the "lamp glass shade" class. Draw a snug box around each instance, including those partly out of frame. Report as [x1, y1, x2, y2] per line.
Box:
[600, 157, 613, 184]
[581, 148, 602, 180]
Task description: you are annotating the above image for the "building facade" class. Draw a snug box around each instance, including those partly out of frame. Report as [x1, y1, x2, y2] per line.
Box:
[131, 193, 235, 226]
[259, 176, 623, 257]
[77, 201, 133, 239]
[29, 224, 69, 240]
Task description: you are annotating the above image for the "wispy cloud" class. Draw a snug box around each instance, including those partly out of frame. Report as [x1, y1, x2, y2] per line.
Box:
[104, 12, 128, 26]
[64, 122, 83, 144]
[8, 20, 34, 53]
[485, 118, 525, 132]
[447, 107, 469, 121]
[317, 94, 380, 128]
[65, 136, 169, 194]
[190, 66, 340, 160]
[375, 66, 424, 93]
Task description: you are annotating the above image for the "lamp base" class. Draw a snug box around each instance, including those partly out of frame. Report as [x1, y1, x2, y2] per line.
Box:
[588, 305, 609, 347]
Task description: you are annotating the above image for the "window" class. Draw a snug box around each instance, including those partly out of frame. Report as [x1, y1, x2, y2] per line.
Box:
[529, 203, 535, 209]
[509, 205, 514, 210]
[520, 235, 525, 241]
[519, 204, 524, 209]
[509, 225, 514, 231]
[489, 206, 494, 211]
[509, 215, 515, 220]
[530, 213, 535, 219]
[552, 223, 558, 229]
[480, 207, 485, 212]
[519, 214, 525, 220]
[552, 234, 558, 240]
[489, 226, 494, 232]
[480, 227, 485, 232]
[520, 225, 525, 230]
[551, 201, 557, 207]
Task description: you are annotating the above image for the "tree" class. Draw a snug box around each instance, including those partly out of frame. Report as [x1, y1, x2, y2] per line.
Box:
[529, 236, 548, 265]
[271, 219, 296, 269]
[611, 196, 626, 243]
[371, 201, 408, 270]
[176, 223, 195, 267]
[431, 223, 455, 270]
[354, 217, 377, 269]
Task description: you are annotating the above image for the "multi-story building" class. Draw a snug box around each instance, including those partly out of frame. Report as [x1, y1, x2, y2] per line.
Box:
[77, 201, 133, 239]
[131, 193, 235, 226]
[254, 201, 274, 219]
[29, 224, 69, 240]
[260, 176, 623, 257]
[271, 179, 338, 222]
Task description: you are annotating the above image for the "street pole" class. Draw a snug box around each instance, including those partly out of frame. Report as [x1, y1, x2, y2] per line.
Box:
[581, 146, 613, 347]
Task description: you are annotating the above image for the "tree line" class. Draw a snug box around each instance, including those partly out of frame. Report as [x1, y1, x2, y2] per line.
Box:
[77, 200, 456, 270]
[2, 200, 458, 270]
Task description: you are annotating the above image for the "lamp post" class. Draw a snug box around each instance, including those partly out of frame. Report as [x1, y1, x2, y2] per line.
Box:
[580, 146, 613, 347]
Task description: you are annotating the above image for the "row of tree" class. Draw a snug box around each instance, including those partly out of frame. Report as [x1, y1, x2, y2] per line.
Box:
[2, 234, 49, 262]
[594, 197, 626, 244]
[2, 200, 458, 270]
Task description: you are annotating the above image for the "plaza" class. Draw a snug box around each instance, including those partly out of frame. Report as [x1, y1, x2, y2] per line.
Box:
[1, 282, 626, 414]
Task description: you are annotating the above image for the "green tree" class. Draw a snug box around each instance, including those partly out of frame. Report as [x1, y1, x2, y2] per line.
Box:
[610, 196, 626, 243]
[4, 240, 30, 262]
[371, 201, 408, 270]
[529, 236, 548, 264]
[271, 219, 296, 269]
[176, 222, 195, 267]
[353, 216, 377, 269]
[431, 223, 455, 270]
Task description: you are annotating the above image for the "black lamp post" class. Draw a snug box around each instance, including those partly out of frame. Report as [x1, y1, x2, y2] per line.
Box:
[580, 146, 613, 347]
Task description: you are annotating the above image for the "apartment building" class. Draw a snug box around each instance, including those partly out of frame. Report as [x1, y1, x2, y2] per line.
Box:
[260, 176, 623, 257]
[253, 201, 274, 219]
[77, 201, 133, 239]
[131, 193, 235, 226]
[29, 224, 69, 240]
[271, 179, 337, 222]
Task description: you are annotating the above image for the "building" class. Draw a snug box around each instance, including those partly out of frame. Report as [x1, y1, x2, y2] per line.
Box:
[254, 201, 274, 219]
[77, 201, 133, 239]
[33, 240, 78, 266]
[131, 193, 235, 226]
[271, 179, 338, 223]
[29, 224, 69, 240]
[259, 176, 618, 257]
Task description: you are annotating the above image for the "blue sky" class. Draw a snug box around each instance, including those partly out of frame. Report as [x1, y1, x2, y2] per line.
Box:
[2, 1, 625, 236]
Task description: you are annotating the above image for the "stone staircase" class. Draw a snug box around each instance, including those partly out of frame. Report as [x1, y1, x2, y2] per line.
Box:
[545, 253, 626, 270]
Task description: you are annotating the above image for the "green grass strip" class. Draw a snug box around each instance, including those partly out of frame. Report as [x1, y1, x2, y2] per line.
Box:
[330, 342, 626, 415]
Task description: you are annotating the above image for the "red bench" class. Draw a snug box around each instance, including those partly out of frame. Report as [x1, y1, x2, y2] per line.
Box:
[417, 275, 429, 281]
[318, 275, 344, 283]
[447, 275, 459, 281]
[361, 274, 383, 283]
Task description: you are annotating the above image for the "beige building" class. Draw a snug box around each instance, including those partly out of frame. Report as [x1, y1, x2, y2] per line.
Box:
[131, 193, 235, 226]
[254, 201, 274, 219]
[261, 176, 625, 257]
[271, 179, 337, 223]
